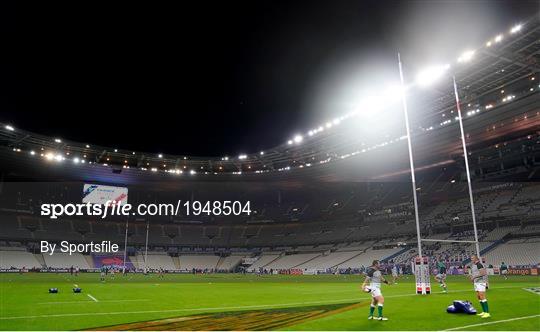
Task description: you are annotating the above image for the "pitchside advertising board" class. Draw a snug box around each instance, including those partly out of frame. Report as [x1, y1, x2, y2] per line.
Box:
[83, 184, 128, 205]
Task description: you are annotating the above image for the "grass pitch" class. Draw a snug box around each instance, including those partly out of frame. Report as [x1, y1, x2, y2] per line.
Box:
[0, 273, 538, 330]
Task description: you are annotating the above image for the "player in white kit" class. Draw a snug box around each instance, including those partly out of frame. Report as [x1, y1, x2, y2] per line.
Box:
[470, 255, 491, 318]
[361, 260, 390, 321]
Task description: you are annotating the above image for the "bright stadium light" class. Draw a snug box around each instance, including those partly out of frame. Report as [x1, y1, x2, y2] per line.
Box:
[293, 135, 303, 143]
[384, 84, 405, 100]
[486, 41, 492, 47]
[30, 150, 35, 155]
[158, 154, 163, 158]
[5, 125, 14, 131]
[54, 138, 62, 143]
[73, 157, 80, 164]
[510, 24, 522, 33]
[457, 50, 475, 63]
[190, 169, 196, 175]
[494, 34, 503, 43]
[416, 64, 450, 87]
[238, 154, 247, 159]
[287, 140, 293, 145]
[85, 144, 90, 148]
[260, 151, 264, 155]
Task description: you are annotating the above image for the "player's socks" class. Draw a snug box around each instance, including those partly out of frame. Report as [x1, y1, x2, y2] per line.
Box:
[377, 304, 383, 317]
[369, 305, 375, 317]
[480, 299, 489, 313]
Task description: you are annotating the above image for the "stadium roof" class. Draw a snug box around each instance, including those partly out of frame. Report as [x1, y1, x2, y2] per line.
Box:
[1, 16, 539, 180]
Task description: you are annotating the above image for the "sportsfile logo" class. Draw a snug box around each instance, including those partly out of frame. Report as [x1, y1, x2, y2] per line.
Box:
[40, 201, 131, 219]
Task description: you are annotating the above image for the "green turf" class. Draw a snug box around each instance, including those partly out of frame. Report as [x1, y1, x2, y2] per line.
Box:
[0, 273, 538, 330]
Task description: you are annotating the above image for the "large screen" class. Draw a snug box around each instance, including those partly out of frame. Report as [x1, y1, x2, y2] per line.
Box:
[82, 184, 128, 205]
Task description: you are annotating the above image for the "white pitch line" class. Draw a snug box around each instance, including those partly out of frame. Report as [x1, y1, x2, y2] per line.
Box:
[38, 299, 150, 305]
[443, 314, 540, 331]
[522, 287, 540, 295]
[87, 294, 98, 302]
[2, 284, 537, 320]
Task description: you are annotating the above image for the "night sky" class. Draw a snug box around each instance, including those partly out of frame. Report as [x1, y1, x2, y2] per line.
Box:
[2, 1, 538, 157]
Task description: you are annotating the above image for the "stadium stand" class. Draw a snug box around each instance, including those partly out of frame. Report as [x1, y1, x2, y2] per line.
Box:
[42, 252, 91, 269]
[0, 249, 41, 269]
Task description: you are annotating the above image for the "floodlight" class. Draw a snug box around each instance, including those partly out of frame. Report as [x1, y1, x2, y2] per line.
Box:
[486, 41, 492, 47]
[494, 34, 503, 43]
[73, 157, 80, 163]
[260, 151, 264, 155]
[239, 154, 247, 159]
[30, 150, 35, 155]
[190, 170, 196, 175]
[416, 64, 451, 87]
[287, 140, 293, 145]
[86, 145, 90, 148]
[510, 24, 522, 33]
[54, 138, 62, 143]
[5, 125, 14, 131]
[158, 154, 163, 158]
[293, 135, 303, 143]
[457, 50, 475, 63]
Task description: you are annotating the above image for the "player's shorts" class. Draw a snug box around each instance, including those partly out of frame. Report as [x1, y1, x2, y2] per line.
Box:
[370, 287, 382, 298]
[436, 273, 445, 281]
[100, 272, 105, 277]
[474, 282, 487, 292]
[392, 272, 398, 277]
[501, 270, 508, 275]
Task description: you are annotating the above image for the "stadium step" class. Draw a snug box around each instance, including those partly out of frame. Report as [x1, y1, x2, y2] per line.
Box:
[33, 253, 46, 268]
[381, 247, 410, 262]
[84, 254, 95, 268]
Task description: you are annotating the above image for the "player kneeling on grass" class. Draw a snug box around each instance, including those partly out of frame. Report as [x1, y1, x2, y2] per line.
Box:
[470, 255, 491, 318]
[361, 260, 390, 321]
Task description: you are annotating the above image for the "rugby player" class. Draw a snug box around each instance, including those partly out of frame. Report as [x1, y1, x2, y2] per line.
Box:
[435, 260, 448, 293]
[391, 265, 399, 284]
[500, 262, 508, 280]
[470, 255, 491, 318]
[361, 260, 390, 321]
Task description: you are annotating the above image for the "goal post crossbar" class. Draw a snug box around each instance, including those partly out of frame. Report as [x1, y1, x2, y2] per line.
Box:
[421, 238, 477, 244]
